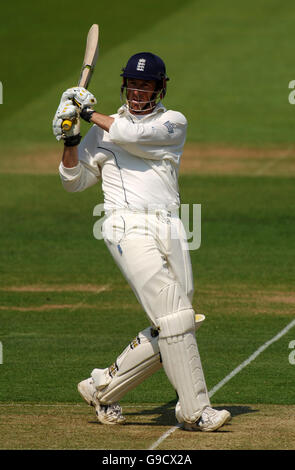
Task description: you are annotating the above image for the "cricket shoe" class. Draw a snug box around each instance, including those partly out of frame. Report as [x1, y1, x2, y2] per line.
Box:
[176, 402, 231, 432]
[77, 378, 126, 425]
[78, 378, 99, 407]
[95, 403, 126, 425]
[186, 407, 231, 432]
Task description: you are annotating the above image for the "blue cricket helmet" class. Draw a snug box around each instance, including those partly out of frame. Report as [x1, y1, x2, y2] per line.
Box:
[121, 52, 169, 82]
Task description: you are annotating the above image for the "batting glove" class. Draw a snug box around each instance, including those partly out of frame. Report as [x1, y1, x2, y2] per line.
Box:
[52, 87, 97, 145]
[52, 99, 81, 145]
[73, 87, 97, 123]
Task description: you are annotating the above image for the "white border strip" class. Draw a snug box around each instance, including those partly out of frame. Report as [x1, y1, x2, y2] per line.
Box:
[149, 319, 295, 450]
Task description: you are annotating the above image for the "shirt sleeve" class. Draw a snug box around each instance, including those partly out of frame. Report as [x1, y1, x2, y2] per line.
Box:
[59, 126, 102, 192]
[108, 111, 187, 161]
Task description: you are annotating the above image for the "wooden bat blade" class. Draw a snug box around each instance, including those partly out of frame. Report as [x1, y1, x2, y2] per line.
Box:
[62, 24, 99, 132]
[78, 24, 99, 88]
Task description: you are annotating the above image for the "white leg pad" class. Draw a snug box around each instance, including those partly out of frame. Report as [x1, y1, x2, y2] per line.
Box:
[91, 326, 161, 404]
[156, 284, 210, 423]
[90, 314, 206, 406]
[158, 319, 210, 423]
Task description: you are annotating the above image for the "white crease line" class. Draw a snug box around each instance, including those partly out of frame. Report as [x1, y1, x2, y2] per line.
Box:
[149, 424, 182, 450]
[148, 318, 295, 450]
[209, 318, 295, 397]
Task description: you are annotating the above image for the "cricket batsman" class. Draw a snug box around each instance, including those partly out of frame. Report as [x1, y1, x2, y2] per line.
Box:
[52, 52, 231, 431]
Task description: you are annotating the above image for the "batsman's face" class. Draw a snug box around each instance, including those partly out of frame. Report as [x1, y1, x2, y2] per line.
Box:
[126, 79, 157, 114]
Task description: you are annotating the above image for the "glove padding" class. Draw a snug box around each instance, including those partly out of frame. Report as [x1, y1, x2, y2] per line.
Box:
[71, 87, 97, 110]
[52, 87, 97, 141]
[52, 99, 80, 141]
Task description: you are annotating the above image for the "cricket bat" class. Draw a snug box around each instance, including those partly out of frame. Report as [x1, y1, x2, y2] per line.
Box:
[62, 24, 99, 131]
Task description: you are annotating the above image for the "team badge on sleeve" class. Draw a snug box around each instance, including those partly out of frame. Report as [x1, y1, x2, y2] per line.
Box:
[163, 120, 176, 134]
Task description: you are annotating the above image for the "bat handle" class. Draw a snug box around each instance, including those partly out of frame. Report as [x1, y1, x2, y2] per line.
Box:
[62, 119, 73, 131]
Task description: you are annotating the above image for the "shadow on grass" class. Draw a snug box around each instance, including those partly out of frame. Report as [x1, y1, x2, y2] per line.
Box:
[123, 401, 259, 427]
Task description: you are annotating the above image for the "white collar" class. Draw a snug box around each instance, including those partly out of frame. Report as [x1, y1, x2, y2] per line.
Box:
[117, 102, 166, 120]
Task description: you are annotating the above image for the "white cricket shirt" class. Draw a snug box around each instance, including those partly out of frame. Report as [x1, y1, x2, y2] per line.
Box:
[59, 103, 187, 211]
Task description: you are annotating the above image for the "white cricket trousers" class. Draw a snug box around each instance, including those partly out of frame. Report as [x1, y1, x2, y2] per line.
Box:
[101, 209, 210, 423]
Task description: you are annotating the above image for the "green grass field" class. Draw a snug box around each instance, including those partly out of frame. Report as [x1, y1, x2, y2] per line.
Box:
[1, 0, 295, 451]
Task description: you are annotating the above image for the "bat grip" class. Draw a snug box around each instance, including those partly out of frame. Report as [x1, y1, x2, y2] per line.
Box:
[62, 119, 73, 131]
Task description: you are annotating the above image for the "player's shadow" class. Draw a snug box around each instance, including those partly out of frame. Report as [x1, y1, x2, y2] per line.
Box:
[123, 401, 258, 428]
[124, 399, 177, 426]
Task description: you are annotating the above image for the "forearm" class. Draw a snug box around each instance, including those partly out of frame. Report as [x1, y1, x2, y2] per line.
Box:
[90, 112, 114, 132]
[62, 144, 79, 168]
